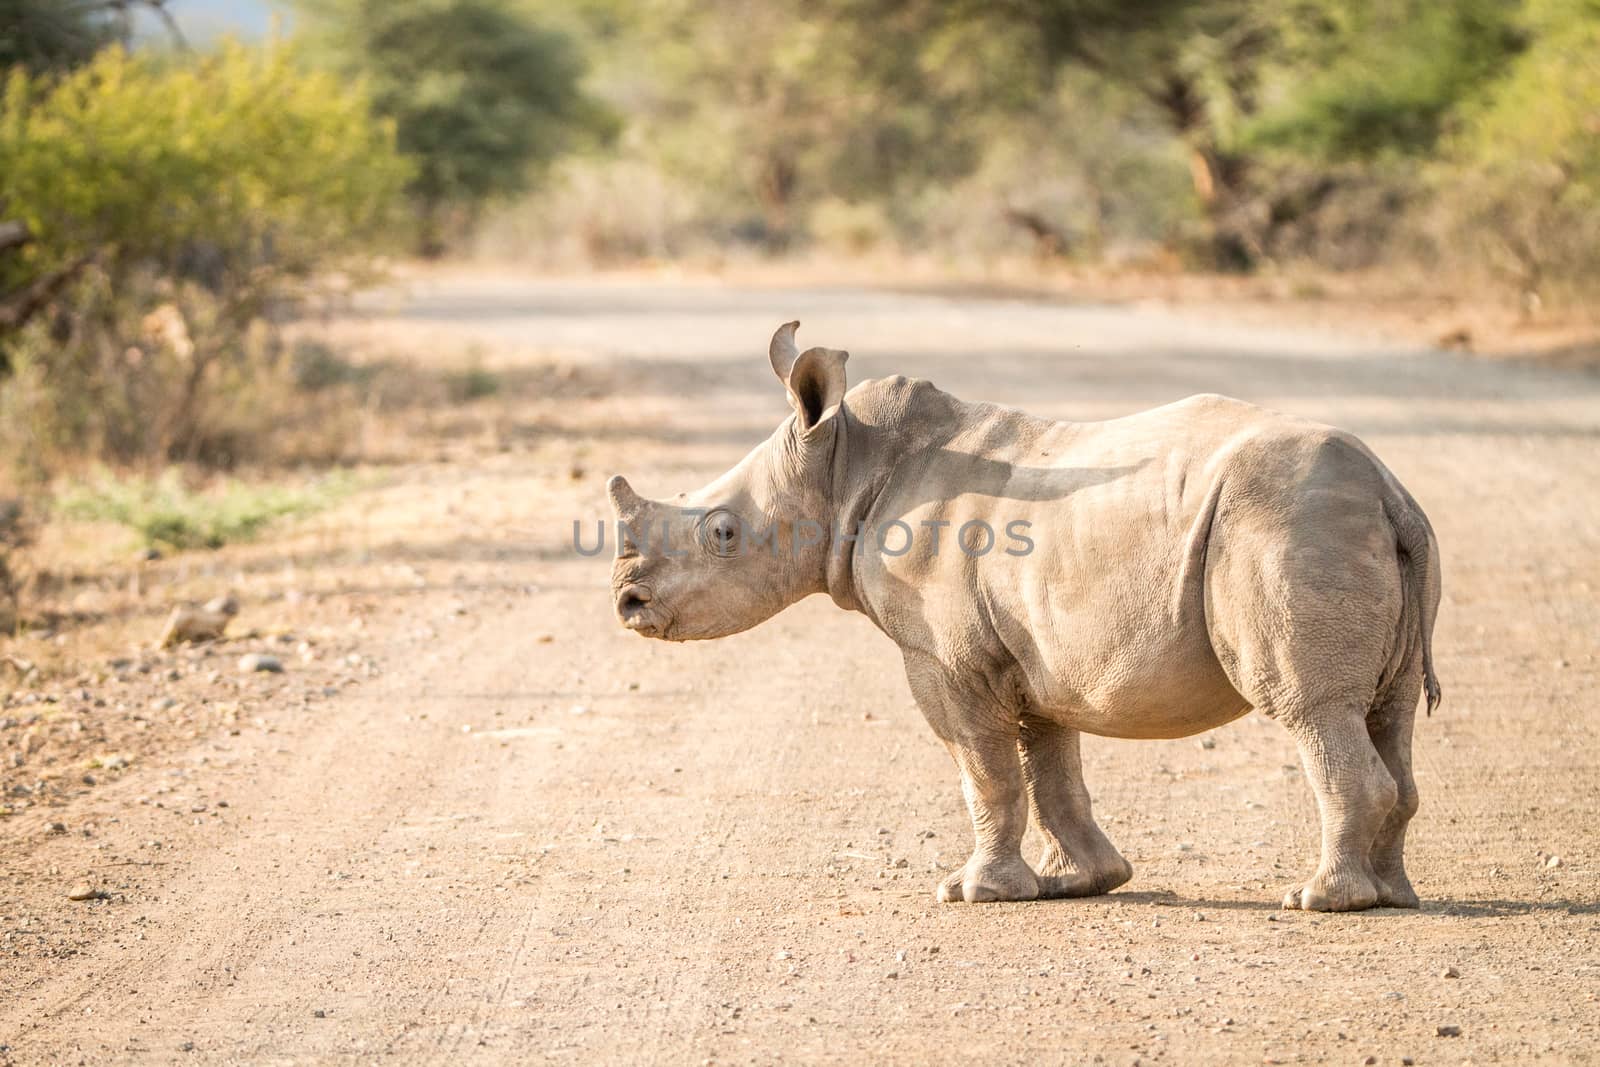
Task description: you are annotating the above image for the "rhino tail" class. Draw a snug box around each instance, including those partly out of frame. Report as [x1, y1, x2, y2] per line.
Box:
[1384, 485, 1442, 716]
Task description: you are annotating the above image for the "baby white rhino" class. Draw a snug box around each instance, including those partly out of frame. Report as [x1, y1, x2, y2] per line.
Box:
[608, 322, 1441, 912]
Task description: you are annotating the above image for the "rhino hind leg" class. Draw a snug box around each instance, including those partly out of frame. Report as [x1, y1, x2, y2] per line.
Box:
[1278, 708, 1399, 912]
[1018, 716, 1133, 898]
[1365, 663, 1423, 908]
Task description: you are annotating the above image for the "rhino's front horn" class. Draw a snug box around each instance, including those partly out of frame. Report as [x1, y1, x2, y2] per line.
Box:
[606, 475, 645, 520]
[769, 319, 801, 380]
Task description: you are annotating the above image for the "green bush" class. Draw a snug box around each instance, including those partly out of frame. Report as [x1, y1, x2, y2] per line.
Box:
[0, 40, 408, 294]
[1434, 0, 1600, 300]
[0, 39, 410, 475]
[58, 470, 355, 551]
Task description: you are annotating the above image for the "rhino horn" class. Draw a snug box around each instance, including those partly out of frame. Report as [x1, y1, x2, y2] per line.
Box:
[606, 474, 647, 521]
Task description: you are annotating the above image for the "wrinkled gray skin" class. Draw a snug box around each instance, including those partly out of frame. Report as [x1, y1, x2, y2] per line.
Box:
[609, 322, 1442, 911]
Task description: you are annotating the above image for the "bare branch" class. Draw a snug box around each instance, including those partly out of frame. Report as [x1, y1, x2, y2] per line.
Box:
[0, 254, 95, 333]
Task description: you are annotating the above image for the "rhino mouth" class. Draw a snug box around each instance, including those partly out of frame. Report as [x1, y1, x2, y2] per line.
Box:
[615, 582, 672, 638]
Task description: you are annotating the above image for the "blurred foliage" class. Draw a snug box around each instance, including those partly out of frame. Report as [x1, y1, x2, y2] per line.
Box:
[1434, 0, 1600, 298]
[1244, 0, 1524, 161]
[298, 0, 617, 254]
[0, 0, 116, 72]
[59, 468, 355, 550]
[0, 0, 1595, 498]
[0, 40, 408, 477]
[0, 42, 407, 294]
[485, 0, 1593, 299]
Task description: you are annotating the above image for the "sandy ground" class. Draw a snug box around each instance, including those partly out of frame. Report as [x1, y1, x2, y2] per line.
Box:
[3, 275, 1599, 1065]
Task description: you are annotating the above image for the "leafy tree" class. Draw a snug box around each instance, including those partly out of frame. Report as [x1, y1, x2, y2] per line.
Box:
[0, 0, 117, 72]
[1244, 0, 1525, 161]
[299, 0, 616, 254]
[574, 0, 987, 248]
[0, 0, 185, 73]
[0, 40, 409, 463]
[1437, 0, 1600, 301]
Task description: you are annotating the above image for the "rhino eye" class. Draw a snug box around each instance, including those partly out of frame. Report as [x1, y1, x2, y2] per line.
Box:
[702, 510, 741, 557]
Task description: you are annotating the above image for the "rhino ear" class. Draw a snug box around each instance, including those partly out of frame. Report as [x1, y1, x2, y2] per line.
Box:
[769, 321, 847, 431]
[786, 345, 849, 431]
[769, 320, 801, 380]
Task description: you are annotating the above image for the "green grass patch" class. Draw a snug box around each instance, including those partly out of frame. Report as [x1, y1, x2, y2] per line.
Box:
[59, 470, 356, 551]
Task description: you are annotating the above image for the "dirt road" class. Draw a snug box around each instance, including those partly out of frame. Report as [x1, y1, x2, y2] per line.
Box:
[4, 275, 1598, 1064]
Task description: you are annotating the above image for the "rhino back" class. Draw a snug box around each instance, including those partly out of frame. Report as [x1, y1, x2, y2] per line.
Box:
[845, 383, 1346, 737]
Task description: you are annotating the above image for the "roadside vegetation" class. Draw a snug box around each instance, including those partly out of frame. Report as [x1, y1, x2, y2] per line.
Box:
[57, 470, 357, 552]
[1, 0, 1598, 637]
[484, 0, 1600, 315]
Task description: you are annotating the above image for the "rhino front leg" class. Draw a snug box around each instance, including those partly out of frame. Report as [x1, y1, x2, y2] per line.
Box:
[1019, 715, 1133, 898]
[905, 655, 1038, 903]
[937, 732, 1040, 903]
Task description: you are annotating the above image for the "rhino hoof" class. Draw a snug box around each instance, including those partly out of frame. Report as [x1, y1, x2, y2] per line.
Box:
[936, 858, 1040, 903]
[1282, 874, 1380, 912]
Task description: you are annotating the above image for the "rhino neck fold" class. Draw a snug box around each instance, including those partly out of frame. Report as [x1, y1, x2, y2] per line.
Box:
[822, 403, 887, 621]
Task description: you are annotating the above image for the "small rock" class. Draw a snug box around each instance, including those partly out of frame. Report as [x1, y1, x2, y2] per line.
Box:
[1437, 1024, 1461, 1038]
[774, 950, 792, 961]
[893, 857, 909, 869]
[884, 970, 898, 980]
[568, 704, 590, 716]
[1544, 854, 1563, 869]
[312, 1009, 326, 1018]
[159, 596, 239, 647]
[178, 1041, 194, 1052]
[1363, 1057, 1377, 1065]
[238, 653, 283, 674]
[1198, 737, 1216, 750]
[47, 821, 66, 834]
[151, 697, 177, 712]
[1442, 965, 1460, 979]
[66, 882, 100, 901]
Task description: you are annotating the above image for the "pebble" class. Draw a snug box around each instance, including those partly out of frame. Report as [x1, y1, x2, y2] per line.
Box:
[238, 653, 284, 674]
[66, 882, 100, 901]
[1198, 737, 1216, 750]
[1442, 965, 1460, 978]
[1544, 854, 1563, 869]
[1437, 1025, 1462, 1038]
[151, 697, 177, 712]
